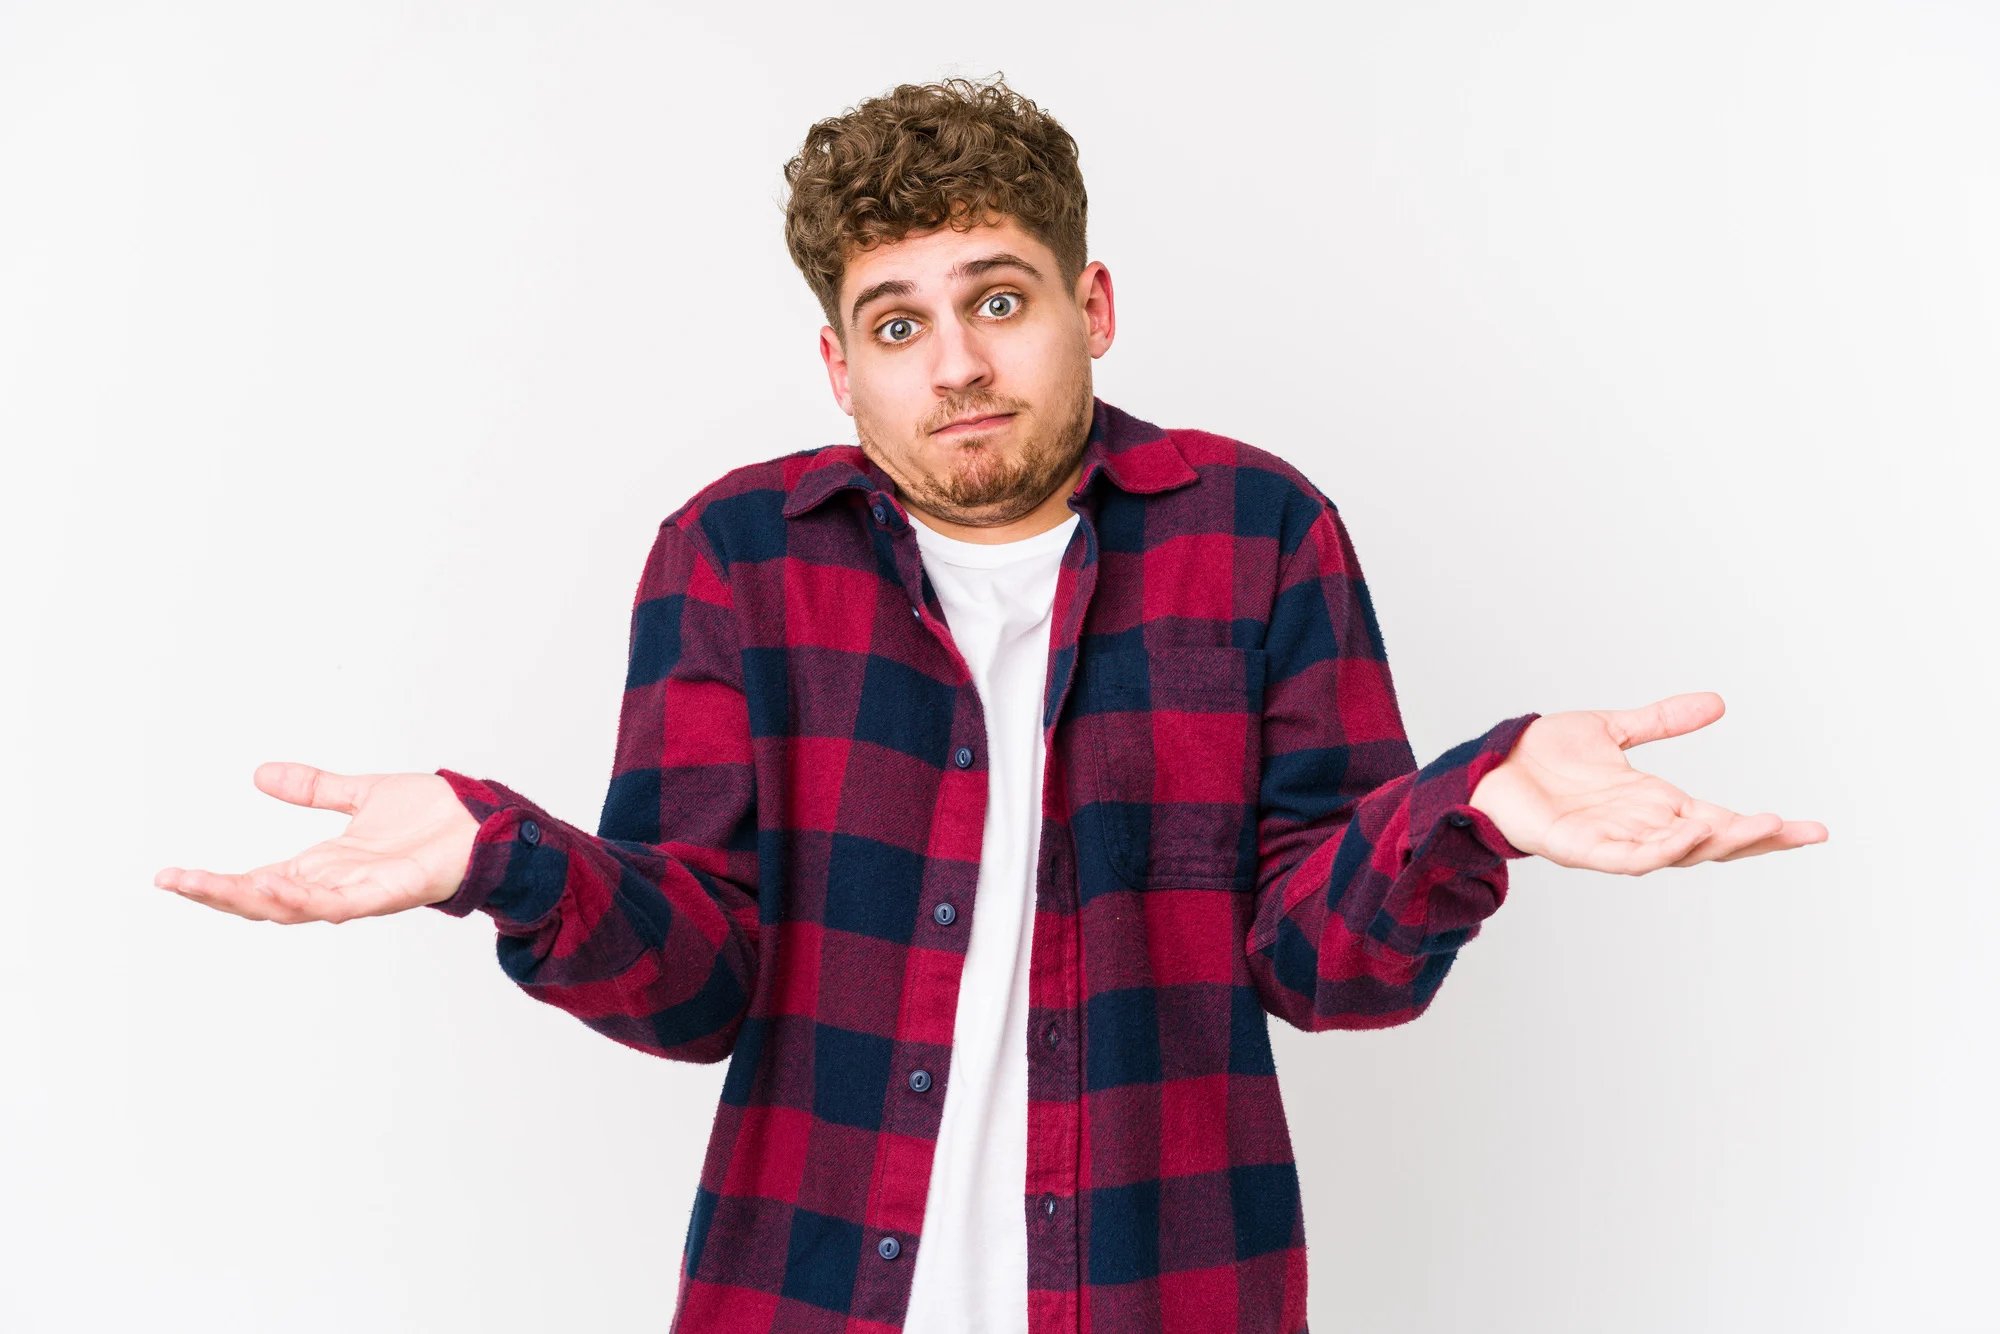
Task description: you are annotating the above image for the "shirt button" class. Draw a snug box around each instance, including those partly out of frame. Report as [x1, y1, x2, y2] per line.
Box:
[912, 605, 922, 618]
[1041, 1193, 1057, 1218]
[1447, 812, 1473, 828]
[877, 1236, 901, 1260]
[1043, 1023, 1060, 1050]
[871, 502, 889, 526]
[518, 819, 541, 846]
[953, 746, 974, 769]
[933, 902, 957, 926]
[908, 1069, 932, 1093]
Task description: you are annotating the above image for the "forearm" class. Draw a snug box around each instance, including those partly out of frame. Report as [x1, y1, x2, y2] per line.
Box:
[1245, 712, 1539, 1030]
[430, 769, 758, 1064]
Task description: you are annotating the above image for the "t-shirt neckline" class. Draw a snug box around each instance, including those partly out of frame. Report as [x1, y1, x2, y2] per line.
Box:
[906, 508, 1080, 570]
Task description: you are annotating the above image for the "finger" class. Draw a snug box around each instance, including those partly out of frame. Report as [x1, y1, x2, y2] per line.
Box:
[158, 865, 356, 924]
[253, 762, 372, 815]
[157, 865, 307, 922]
[1710, 819, 1831, 862]
[173, 859, 419, 923]
[1669, 810, 1784, 866]
[1675, 812, 1828, 866]
[1599, 693, 1726, 750]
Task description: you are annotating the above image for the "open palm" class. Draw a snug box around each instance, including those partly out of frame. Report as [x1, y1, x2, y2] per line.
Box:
[154, 763, 479, 923]
[1468, 692, 1828, 874]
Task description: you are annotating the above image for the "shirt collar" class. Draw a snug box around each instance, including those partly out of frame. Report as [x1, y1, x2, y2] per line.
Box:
[780, 397, 1198, 521]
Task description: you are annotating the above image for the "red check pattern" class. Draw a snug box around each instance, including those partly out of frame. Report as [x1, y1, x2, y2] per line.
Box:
[431, 399, 1540, 1334]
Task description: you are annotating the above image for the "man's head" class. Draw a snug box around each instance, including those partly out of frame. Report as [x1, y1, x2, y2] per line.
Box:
[783, 76, 1115, 533]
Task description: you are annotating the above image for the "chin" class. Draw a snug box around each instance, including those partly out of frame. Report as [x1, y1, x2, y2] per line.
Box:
[949, 438, 1020, 471]
[929, 442, 1003, 482]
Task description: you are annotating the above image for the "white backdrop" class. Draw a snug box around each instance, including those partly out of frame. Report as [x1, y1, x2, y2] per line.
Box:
[3, 3, 1995, 1331]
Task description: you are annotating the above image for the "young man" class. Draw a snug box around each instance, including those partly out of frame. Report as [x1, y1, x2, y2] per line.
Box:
[156, 77, 1826, 1334]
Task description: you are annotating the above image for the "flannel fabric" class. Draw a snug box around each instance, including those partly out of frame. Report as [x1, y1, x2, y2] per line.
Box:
[431, 398, 1540, 1334]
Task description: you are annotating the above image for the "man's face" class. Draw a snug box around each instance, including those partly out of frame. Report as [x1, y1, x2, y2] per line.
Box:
[818, 215, 1116, 530]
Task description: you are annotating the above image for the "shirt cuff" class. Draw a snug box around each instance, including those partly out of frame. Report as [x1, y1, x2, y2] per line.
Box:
[428, 768, 571, 928]
[1409, 711, 1539, 856]
[1402, 711, 1541, 937]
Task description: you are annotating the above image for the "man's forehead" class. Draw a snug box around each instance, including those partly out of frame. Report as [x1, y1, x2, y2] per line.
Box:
[840, 219, 1053, 309]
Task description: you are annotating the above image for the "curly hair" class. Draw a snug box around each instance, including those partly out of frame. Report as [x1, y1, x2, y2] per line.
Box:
[783, 74, 1089, 331]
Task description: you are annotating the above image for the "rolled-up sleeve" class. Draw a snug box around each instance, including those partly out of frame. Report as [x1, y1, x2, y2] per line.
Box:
[430, 515, 759, 1064]
[1245, 499, 1539, 1031]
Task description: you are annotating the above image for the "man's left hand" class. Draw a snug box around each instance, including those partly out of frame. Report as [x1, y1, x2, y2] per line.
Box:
[1467, 692, 1828, 874]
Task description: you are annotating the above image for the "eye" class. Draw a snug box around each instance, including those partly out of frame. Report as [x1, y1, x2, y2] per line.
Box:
[878, 316, 918, 344]
[980, 292, 1022, 319]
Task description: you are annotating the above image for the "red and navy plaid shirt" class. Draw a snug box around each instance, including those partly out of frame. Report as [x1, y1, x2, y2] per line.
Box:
[432, 398, 1539, 1334]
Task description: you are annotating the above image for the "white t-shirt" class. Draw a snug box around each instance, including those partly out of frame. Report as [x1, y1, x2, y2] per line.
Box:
[900, 507, 1079, 1334]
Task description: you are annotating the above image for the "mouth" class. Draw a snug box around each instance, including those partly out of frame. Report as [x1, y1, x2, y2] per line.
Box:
[930, 411, 1016, 439]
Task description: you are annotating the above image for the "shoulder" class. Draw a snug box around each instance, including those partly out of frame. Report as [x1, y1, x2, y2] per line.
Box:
[660, 442, 870, 573]
[1139, 412, 1342, 560]
[1169, 426, 1335, 505]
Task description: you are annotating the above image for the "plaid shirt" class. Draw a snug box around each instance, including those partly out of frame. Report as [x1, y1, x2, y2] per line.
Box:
[431, 398, 1539, 1334]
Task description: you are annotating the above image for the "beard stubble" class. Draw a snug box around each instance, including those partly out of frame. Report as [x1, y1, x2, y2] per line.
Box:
[855, 364, 1095, 528]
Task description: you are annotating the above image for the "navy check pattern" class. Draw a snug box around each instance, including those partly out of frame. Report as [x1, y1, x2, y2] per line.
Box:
[431, 399, 1540, 1334]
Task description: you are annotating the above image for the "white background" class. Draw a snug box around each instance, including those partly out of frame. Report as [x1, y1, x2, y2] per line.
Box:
[2, 2, 1995, 1330]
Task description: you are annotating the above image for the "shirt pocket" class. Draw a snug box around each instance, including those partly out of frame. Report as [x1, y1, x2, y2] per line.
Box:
[1075, 645, 1268, 890]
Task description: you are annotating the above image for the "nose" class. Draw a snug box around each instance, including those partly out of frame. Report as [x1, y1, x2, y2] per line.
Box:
[929, 309, 994, 397]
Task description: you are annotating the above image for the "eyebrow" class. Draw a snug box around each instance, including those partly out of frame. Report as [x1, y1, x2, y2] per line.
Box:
[846, 252, 1047, 329]
[848, 278, 915, 329]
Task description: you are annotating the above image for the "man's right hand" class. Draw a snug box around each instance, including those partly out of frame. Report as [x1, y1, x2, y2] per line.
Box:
[154, 763, 482, 924]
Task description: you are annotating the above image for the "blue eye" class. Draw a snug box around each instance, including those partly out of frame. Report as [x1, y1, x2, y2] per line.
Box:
[982, 293, 1020, 318]
[880, 317, 916, 343]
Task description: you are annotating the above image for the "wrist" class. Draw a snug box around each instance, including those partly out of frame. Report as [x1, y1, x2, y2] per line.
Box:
[424, 775, 483, 906]
[1466, 719, 1544, 858]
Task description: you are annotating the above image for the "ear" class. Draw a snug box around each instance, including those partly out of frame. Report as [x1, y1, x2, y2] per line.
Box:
[818, 325, 854, 416]
[1075, 261, 1116, 359]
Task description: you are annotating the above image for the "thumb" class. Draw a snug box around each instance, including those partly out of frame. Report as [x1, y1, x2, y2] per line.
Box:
[1600, 692, 1726, 750]
[253, 762, 373, 815]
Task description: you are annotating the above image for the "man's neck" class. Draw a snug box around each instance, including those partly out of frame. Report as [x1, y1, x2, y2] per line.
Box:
[900, 459, 1085, 544]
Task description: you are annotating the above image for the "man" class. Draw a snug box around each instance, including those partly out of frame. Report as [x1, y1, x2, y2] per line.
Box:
[156, 76, 1826, 1334]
